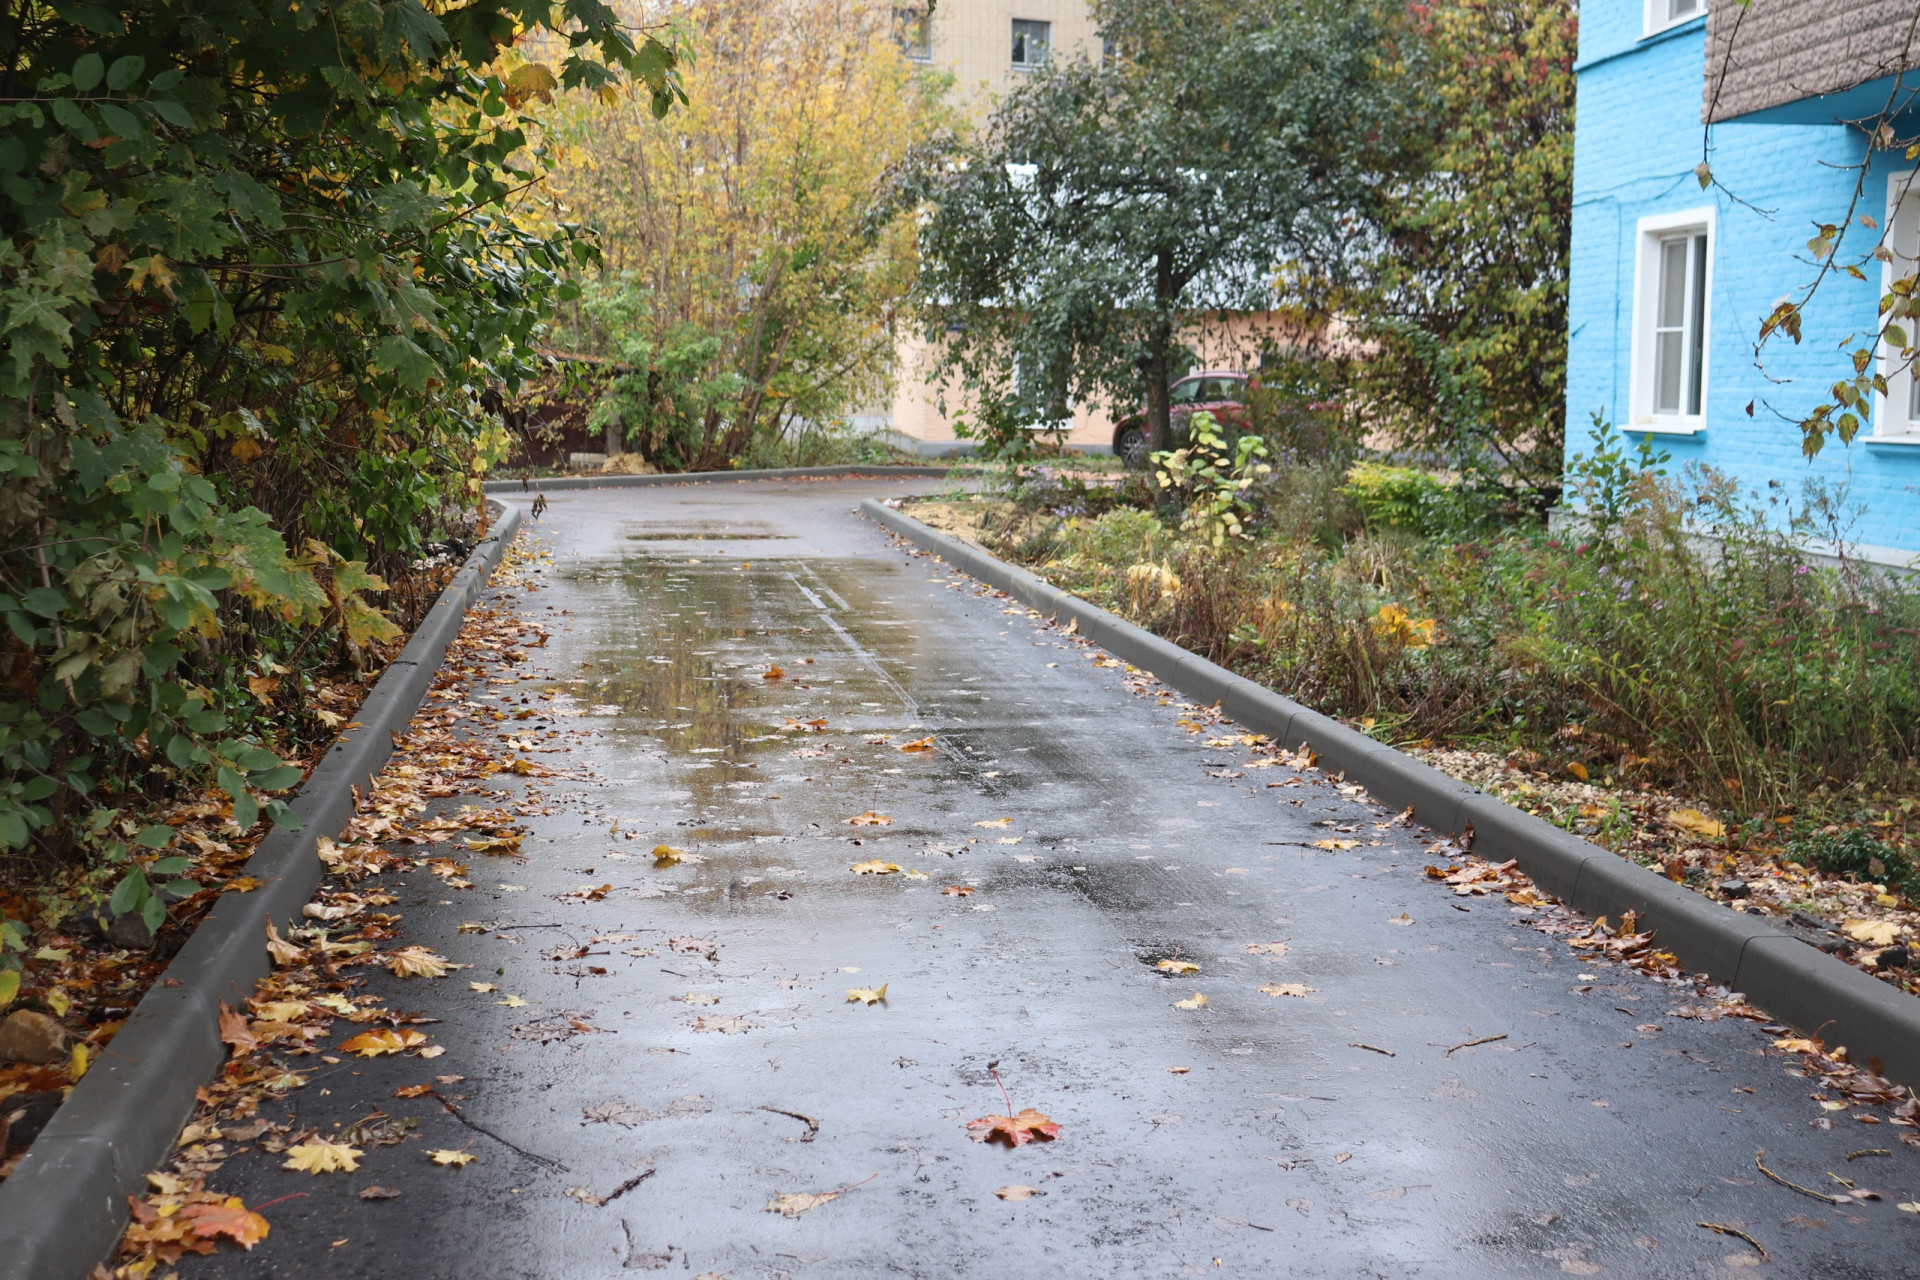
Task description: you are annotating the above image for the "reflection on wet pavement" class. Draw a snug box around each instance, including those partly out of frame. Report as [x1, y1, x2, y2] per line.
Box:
[187, 480, 1920, 1280]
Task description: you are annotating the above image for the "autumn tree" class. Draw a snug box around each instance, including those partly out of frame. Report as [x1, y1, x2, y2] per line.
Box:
[540, 0, 952, 470]
[908, 0, 1404, 458]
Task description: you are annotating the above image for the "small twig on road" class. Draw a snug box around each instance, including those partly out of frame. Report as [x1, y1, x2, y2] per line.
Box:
[1444, 1033, 1507, 1057]
[599, 1167, 656, 1206]
[1754, 1150, 1843, 1204]
[1349, 1043, 1395, 1057]
[1697, 1222, 1769, 1261]
[434, 1092, 567, 1171]
[1846, 1148, 1893, 1161]
[759, 1104, 820, 1142]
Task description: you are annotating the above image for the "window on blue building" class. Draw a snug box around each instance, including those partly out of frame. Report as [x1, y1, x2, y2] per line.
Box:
[1646, 0, 1704, 36]
[1879, 174, 1920, 437]
[1653, 233, 1709, 417]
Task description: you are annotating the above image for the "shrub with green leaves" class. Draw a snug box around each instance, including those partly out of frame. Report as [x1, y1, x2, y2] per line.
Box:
[1786, 829, 1918, 898]
[0, 3, 680, 910]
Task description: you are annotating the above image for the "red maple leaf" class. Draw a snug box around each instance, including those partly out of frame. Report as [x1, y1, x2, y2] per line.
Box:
[966, 1108, 1060, 1148]
[217, 1001, 257, 1058]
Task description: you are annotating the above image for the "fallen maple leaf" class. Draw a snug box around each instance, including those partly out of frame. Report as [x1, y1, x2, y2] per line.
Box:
[940, 885, 975, 897]
[219, 1001, 258, 1057]
[1844, 919, 1901, 947]
[653, 844, 687, 866]
[338, 1029, 429, 1057]
[849, 859, 900, 875]
[265, 920, 306, 967]
[763, 665, 786, 680]
[1244, 942, 1291, 956]
[845, 984, 889, 1005]
[394, 1083, 435, 1099]
[689, 1014, 754, 1034]
[1260, 983, 1315, 998]
[224, 876, 263, 893]
[1156, 959, 1199, 975]
[1313, 838, 1360, 850]
[283, 1137, 363, 1174]
[387, 946, 452, 979]
[847, 811, 893, 826]
[1668, 807, 1726, 838]
[1173, 992, 1208, 1010]
[358, 1186, 402, 1200]
[428, 1149, 477, 1167]
[181, 1197, 269, 1249]
[974, 817, 1013, 829]
[898, 736, 937, 752]
[995, 1184, 1041, 1200]
[967, 1109, 1061, 1147]
[470, 982, 497, 992]
[464, 835, 522, 854]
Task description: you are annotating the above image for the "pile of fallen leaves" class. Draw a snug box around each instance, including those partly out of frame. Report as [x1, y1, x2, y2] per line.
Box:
[94, 538, 572, 1274]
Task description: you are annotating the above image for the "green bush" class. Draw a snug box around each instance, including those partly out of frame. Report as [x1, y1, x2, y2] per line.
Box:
[1787, 829, 1918, 897]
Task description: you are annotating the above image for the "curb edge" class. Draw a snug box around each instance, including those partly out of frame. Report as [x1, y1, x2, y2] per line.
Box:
[0, 503, 525, 1280]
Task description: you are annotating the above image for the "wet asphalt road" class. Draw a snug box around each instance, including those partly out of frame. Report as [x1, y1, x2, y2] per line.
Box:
[186, 479, 1920, 1279]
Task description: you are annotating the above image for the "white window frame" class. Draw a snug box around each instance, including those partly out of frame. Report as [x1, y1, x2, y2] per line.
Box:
[1875, 169, 1920, 440]
[1628, 207, 1715, 433]
[1644, 0, 1706, 38]
[893, 6, 933, 63]
[1011, 18, 1051, 70]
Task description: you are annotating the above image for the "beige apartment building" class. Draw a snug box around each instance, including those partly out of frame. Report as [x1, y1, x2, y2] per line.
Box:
[873, 1, 1120, 454]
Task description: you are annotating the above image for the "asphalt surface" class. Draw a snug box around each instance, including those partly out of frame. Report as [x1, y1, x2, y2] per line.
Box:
[185, 479, 1920, 1278]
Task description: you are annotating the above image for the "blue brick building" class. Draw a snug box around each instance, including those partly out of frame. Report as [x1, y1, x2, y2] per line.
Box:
[1565, 0, 1920, 557]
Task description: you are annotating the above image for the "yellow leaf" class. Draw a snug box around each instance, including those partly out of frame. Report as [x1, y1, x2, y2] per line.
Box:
[1313, 839, 1360, 850]
[252, 1000, 311, 1022]
[845, 984, 889, 1005]
[224, 876, 263, 893]
[428, 1149, 477, 1167]
[1844, 919, 1900, 947]
[1668, 808, 1726, 838]
[497, 995, 527, 1008]
[1772, 1037, 1820, 1054]
[1244, 942, 1291, 957]
[247, 674, 280, 703]
[45, 990, 69, 1017]
[1156, 960, 1199, 975]
[70, 1043, 89, 1079]
[996, 836, 1023, 845]
[282, 1138, 363, 1174]
[338, 1029, 428, 1058]
[898, 736, 937, 753]
[386, 946, 451, 979]
[1260, 983, 1315, 997]
[849, 860, 900, 875]
[470, 982, 497, 993]
[1173, 992, 1208, 1010]
[974, 818, 1013, 829]
[1567, 761, 1589, 782]
[847, 811, 893, 826]
[503, 63, 558, 107]
[464, 835, 522, 855]
[265, 921, 306, 967]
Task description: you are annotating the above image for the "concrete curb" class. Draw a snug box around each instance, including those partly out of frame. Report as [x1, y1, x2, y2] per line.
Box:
[482, 463, 953, 493]
[0, 504, 525, 1280]
[858, 499, 1920, 1085]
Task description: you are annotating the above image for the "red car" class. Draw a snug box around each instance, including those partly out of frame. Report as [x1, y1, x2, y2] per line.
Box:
[1111, 370, 1251, 468]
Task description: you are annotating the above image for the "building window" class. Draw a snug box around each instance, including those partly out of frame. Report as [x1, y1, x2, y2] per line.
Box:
[1878, 172, 1920, 437]
[1645, 0, 1705, 36]
[1631, 210, 1713, 428]
[894, 7, 932, 62]
[1011, 19, 1051, 70]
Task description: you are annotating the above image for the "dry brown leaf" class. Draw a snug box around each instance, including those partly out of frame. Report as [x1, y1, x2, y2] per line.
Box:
[219, 1001, 258, 1057]
[265, 920, 305, 967]
[394, 1083, 435, 1099]
[898, 736, 937, 753]
[847, 811, 894, 826]
[940, 885, 975, 897]
[181, 1197, 270, 1249]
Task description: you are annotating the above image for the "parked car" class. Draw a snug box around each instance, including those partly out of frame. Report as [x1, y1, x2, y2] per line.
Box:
[1111, 370, 1251, 468]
